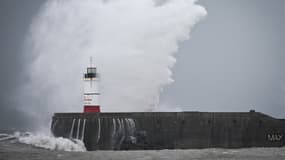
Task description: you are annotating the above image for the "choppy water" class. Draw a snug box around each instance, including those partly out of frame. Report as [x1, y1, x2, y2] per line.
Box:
[1, 133, 285, 160]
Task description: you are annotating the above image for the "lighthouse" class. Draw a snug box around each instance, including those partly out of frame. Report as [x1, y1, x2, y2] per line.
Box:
[83, 58, 100, 113]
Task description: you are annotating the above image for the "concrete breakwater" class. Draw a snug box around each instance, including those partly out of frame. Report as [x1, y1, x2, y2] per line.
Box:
[51, 112, 285, 150]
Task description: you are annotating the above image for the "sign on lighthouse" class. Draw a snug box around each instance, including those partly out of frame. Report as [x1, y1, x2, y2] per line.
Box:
[83, 58, 100, 113]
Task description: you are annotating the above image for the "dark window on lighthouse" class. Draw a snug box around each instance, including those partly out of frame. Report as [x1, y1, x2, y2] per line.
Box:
[85, 67, 96, 78]
[88, 68, 96, 74]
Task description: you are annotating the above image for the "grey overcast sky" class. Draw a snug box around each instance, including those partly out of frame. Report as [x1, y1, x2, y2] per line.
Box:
[0, 0, 285, 130]
[161, 0, 285, 118]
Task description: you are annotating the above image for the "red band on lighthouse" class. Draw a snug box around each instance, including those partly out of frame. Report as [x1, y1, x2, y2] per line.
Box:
[84, 105, 100, 112]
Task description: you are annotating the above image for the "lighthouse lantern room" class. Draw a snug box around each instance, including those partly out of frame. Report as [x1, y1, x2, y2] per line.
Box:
[83, 58, 100, 113]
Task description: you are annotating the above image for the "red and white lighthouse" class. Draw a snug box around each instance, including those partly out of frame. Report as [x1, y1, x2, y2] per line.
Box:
[83, 58, 100, 113]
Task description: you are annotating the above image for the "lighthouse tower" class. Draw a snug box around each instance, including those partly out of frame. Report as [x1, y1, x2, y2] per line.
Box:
[83, 58, 100, 113]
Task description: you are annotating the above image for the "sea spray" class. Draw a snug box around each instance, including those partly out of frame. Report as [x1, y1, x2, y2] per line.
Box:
[20, 0, 207, 129]
[18, 133, 86, 152]
[0, 132, 86, 151]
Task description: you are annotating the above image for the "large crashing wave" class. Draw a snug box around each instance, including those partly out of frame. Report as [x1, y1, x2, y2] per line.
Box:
[20, 0, 207, 128]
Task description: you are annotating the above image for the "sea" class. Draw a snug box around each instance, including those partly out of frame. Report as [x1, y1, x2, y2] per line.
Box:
[1, 132, 285, 160]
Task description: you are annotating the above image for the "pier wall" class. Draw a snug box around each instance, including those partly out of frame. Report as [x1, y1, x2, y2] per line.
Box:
[51, 112, 285, 150]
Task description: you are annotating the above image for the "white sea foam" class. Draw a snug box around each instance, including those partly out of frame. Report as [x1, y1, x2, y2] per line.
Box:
[14, 132, 86, 152]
